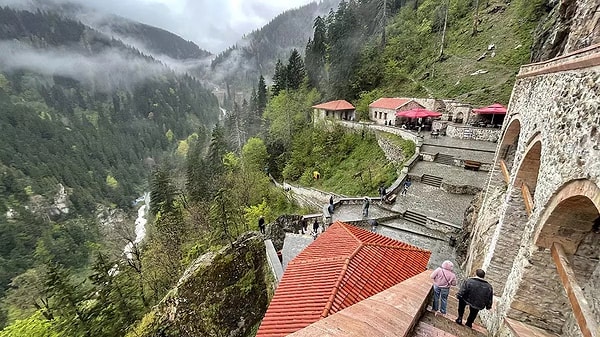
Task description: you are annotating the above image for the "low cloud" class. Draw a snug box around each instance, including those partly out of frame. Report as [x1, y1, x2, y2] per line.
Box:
[0, 41, 169, 92]
[0, 0, 316, 53]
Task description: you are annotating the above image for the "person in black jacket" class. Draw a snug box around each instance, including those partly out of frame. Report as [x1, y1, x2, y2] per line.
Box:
[455, 269, 493, 328]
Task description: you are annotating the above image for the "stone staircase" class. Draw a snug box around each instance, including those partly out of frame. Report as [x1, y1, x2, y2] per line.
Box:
[411, 287, 487, 337]
[403, 210, 429, 226]
[421, 174, 443, 188]
[486, 187, 529, 294]
[435, 153, 455, 166]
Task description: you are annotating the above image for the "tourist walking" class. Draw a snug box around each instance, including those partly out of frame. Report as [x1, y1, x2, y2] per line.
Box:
[329, 195, 334, 213]
[368, 219, 378, 233]
[401, 178, 411, 196]
[312, 219, 319, 239]
[430, 260, 457, 316]
[455, 269, 494, 328]
[362, 197, 370, 217]
[378, 185, 386, 203]
[258, 216, 265, 234]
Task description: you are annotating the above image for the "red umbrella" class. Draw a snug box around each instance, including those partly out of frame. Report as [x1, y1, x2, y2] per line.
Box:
[472, 103, 507, 114]
[396, 107, 442, 119]
[472, 103, 507, 125]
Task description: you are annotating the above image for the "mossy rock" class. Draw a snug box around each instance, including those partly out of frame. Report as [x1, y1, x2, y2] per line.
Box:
[128, 232, 271, 337]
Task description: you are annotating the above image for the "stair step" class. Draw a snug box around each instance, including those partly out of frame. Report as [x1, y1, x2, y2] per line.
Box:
[434, 154, 455, 166]
[418, 310, 488, 337]
[404, 210, 428, 225]
[412, 321, 457, 337]
[422, 174, 443, 188]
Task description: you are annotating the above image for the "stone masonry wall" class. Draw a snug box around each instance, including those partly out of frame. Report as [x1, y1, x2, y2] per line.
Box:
[446, 124, 501, 142]
[470, 47, 600, 336]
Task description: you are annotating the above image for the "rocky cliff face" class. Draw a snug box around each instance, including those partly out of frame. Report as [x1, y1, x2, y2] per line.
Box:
[128, 232, 272, 337]
[531, 0, 600, 62]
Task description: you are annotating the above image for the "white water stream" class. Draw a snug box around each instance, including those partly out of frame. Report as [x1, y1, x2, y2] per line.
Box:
[123, 192, 150, 259]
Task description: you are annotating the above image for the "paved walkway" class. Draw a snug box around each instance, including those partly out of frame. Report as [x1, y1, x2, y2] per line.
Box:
[410, 161, 489, 189]
[423, 133, 497, 152]
[330, 203, 397, 223]
[392, 181, 474, 224]
[421, 144, 495, 163]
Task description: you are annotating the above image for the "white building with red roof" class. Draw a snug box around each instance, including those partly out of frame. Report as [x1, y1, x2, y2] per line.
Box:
[312, 100, 355, 123]
[369, 97, 425, 125]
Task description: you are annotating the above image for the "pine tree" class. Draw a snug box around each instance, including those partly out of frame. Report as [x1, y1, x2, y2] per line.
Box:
[305, 16, 327, 89]
[272, 59, 286, 97]
[286, 49, 306, 90]
[257, 75, 268, 114]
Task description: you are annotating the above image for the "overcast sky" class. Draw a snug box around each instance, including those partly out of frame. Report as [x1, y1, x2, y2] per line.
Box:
[2, 0, 316, 53]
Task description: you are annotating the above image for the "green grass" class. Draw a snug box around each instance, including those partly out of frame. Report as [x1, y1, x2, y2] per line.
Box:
[285, 127, 399, 196]
[375, 0, 548, 107]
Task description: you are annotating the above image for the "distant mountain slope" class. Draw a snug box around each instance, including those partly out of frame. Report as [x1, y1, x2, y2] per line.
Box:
[91, 16, 213, 61]
[0, 6, 219, 210]
[2, 0, 212, 61]
[209, 0, 340, 88]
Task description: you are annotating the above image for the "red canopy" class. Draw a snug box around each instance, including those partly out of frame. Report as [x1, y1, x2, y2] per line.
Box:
[472, 103, 507, 115]
[396, 108, 442, 119]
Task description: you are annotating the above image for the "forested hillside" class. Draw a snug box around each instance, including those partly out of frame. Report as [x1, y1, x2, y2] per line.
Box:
[298, 0, 549, 109]
[209, 0, 340, 91]
[0, 6, 220, 331]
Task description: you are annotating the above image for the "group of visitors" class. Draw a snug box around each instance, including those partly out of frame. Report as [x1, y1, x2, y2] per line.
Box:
[430, 261, 494, 329]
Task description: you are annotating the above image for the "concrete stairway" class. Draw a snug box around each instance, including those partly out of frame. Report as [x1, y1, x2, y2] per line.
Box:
[403, 210, 428, 226]
[435, 153, 455, 166]
[421, 174, 443, 188]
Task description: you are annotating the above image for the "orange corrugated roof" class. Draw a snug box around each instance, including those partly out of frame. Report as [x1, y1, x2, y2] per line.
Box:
[369, 97, 412, 110]
[256, 221, 431, 337]
[312, 100, 355, 111]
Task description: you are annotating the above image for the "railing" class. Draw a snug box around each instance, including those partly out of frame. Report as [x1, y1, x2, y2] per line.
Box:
[551, 242, 599, 337]
[499, 159, 510, 184]
[521, 182, 534, 216]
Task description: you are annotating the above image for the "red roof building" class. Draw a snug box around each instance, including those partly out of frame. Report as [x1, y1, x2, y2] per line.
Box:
[369, 97, 412, 110]
[369, 97, 424, 126]
[312, 100, 356, 123]
[256, 221, 431, 337]
[312, 100, 355, 111]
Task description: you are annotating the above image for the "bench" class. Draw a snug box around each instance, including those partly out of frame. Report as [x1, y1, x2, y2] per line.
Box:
[384, 193, 397, 204]
[464, 160, 482, 171]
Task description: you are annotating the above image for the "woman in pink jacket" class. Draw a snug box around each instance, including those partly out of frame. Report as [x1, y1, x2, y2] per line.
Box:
[430, 260, 457, 315]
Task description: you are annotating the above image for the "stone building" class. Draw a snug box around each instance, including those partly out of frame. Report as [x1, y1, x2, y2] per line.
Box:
[463, 43, 600, 336]
[311, 100, 355, 123]
[368, 97, 424, 125]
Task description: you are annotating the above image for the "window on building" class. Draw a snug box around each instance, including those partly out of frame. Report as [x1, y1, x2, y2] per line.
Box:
[384, 113, 387, 120]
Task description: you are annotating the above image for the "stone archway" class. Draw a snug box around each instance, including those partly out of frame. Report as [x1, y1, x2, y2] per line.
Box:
[513, 138, 542, 212]
[486, 132, 540, 294]
[498, 117, 521, 172]
[507, 180, 600, 335]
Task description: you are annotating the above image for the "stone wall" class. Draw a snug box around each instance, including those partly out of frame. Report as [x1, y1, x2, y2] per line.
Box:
[377, 135, 408, 165]
[467, 44, 600, 336]
[446, 124, 501, 142]
[443, 100, 472, 123]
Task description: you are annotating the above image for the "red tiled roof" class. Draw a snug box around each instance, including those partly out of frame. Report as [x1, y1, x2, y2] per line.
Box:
[256, 221, 431, 337]
[289, 271, 434, 337]
[369, 97, 412, 110]
[312, 100, 355, 111]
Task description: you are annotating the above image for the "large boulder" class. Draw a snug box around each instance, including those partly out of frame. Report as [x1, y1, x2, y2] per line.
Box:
[127, 232, 271, 337]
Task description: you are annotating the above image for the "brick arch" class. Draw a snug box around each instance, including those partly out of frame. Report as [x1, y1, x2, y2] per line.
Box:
[535, 179, 600, 254]
[498, 117, 521, 171]
[513, 136, 542, 197]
